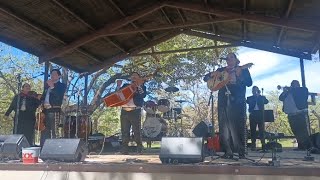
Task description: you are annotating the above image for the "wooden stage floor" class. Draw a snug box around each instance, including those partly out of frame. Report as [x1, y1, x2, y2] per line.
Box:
[1, 148, 320, 177]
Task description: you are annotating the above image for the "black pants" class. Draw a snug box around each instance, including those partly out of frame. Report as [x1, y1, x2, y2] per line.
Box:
[249, 111, 265, 147]
[288, 111, 313, 150]
[120, 109, 142, 151]
[218, 102, 246, 155]
[15, 111, 36, 145]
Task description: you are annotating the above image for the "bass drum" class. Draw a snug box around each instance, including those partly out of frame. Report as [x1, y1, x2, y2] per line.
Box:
[64, 115, 91, 139]
[158, 99, 170, 113]
[144, 100, 157, 114]
[143, 117, 167, 138]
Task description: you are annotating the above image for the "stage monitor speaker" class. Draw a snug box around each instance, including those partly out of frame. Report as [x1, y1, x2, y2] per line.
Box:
[192, 121, 208, 137]
[159, 137, 204, 164]
[0, 134, 30, 159]
[40, 138, 88, 162]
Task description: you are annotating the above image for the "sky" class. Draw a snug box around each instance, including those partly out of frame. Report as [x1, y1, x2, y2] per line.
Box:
[237, 47, 320, 96]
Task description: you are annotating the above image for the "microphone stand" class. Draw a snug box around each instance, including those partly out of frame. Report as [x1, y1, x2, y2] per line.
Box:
[14, 74, 22, 134]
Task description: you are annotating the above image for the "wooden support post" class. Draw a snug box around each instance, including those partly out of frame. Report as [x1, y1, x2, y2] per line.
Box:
[300, 58, 306, 87]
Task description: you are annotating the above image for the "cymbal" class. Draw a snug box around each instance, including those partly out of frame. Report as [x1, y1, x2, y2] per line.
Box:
[175, 100, 187, 103]
[165, 86, 179, 93]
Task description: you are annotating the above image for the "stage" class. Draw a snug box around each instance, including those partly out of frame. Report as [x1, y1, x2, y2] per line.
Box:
[0, 148, 320, 180]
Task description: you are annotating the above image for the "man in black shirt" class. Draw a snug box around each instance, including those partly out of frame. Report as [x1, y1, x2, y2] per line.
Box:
[246, 86, 269, 151]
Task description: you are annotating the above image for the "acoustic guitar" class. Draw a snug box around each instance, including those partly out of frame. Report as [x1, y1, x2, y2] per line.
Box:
[104, 69, 159, 107]
[207, 63, 253, 91]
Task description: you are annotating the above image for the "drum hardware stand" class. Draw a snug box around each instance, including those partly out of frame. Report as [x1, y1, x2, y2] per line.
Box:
[207, 91, 222, 161]
[267, 134, 281, 166]
[304, 149, 315, 161]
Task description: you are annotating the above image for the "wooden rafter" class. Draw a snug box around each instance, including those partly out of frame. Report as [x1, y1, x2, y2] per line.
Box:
[108, 0, 149, 41]
[39, 0, 320, 63]
[161, 7, 173, 24]
[163, 1, 319, 32]
[0, 4, 102, 64]
[52, 0, 127, 53]
[98, 18, 239, 36]
[131, 44, 234, 56]
[184, 30, 312, 60]
[89, 30, 182, 72]
[276, 0, 294, 46]
[39, 2, 163, 63]
[242, 0, 247, 40]
[176, 8, 186, 23]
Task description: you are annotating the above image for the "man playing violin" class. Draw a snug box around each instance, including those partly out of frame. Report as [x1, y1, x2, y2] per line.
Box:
[116, 72, 147, 154]
[40, 69, 66, 146]
[5, 83, 41, 145]
[204, 53, 252, 159]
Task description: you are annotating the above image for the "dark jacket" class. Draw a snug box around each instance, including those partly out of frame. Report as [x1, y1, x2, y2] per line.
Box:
[41, 81, 66, 107]
[5, 93, 41, 116]
[121, 83, 147, 107]
[279, 87, 308, 110]
[246, 95, 269, 113]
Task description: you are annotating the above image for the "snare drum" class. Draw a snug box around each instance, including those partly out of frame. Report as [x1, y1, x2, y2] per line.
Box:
[158, 99, 170, 113]
[143, 117, 167, 138]
[144, 100, 157, 114]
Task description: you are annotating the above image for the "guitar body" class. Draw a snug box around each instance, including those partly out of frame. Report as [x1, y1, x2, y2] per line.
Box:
[207, 63, 253, 91]
[207, 71, 230, 91]
[104, 84, 136, 107]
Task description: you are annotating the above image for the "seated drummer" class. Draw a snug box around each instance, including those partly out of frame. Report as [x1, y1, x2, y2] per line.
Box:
[116, 72, 147, 154]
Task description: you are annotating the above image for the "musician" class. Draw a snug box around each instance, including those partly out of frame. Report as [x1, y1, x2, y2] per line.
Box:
[5, 83, 41, 145]
[279, 80, 316, 151]
[40, 69, 66, 146]
[204, 53, 252, 159]
[116, 72, 147, 154]
[246, 86, 269, 151]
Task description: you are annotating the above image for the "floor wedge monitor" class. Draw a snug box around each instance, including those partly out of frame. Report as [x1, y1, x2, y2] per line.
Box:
[159, 137, 204, 164]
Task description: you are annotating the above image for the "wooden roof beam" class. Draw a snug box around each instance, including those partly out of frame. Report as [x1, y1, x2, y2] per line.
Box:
[89, 30, 182, 72]
[0, 4, 103, 64]
[242, 0, 247, 41]
[51, 0, 127, 53]
[108, 0, 149, 41]
[163, 1, 319, 32]
[131, 44, 234, 56]
[276, 0, 294, 46]
[161, 8, 173, 25]
[176, 8, 186, 23]
[184, 30, 312, 60]
[39, 2, 164, 63]
[98, 18, 240, 36]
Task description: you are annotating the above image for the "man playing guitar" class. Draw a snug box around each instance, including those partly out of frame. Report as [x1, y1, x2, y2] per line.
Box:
[116, 72, 147, 154]
[204, 53, 252, 159]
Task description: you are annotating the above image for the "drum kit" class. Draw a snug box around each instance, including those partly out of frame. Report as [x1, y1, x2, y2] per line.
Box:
[64, 105, 91, 140]
[142, 86, 187, 138]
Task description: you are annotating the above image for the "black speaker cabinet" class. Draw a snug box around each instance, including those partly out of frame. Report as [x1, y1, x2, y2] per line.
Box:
[159, 137, 204, 164]
[40, 139, 88, 162]
[0, 134, 30, 159]
[192, 121, 208, 137]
